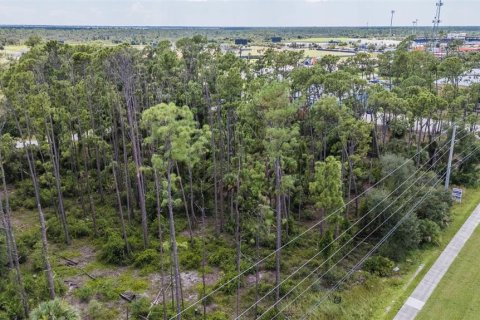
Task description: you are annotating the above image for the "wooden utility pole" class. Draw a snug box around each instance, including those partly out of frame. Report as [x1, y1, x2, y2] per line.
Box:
[445, 125, 456, 190]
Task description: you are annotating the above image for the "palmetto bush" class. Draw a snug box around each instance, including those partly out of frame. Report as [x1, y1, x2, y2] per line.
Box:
[29, 299, 80, 320]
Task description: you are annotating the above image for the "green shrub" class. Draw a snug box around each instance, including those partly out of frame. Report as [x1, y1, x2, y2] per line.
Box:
[39, 188, 55, 208]
[130, 297, 149, 319]
[216, 271, 241, 294]
[208, 246, 235, 272]
[22, 198, 36, 210]
[130, 297, 177, 319]
[46, 217, 64, 241]
[418, 219, 441, 245]
[30, 244, 46, 272]
[127, 233, 146, 252]
[78, 275, 148, 303]
[75, 285, 95, 303]
[323, 267, 346, 287]
[0, 273, 24, 319]
[0, 238, 7, 274]
[8, 194, 22, 210]
[78, 279, 117, 302]
[256, 282, 274, 296]
[416, 188, 452, 229]
[390, 118, 409, 138]
[255, 306, 287, 320]
[134, 249, 158, 268]
[196, 285, 214, 306]
[100, 233, 129, 265]
[24, 273, 66, 305]
[18, 228, 39, 250]
[69, 218, 91, 239]
[206, 311, 230, 320]
[87, 299, 118, 320]
[279, 278, 295, 297]
[263, 255, 276, 271]
[363, 256, 395, 277]
[179, 247, 202, 270]
[30, 299, 80, 320]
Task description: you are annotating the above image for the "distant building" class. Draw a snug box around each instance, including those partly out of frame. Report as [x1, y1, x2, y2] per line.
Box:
[271, 37, 282, 43]
[447, 33, 467, 40]
[437, 68, 480, 87]
[235, 39, 248, 46]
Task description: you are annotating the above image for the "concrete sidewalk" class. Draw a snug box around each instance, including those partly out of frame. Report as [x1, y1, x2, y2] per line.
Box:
[394, 203, 480, 320]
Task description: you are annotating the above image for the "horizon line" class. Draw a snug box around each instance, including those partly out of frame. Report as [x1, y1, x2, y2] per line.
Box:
[1, 24, 480, 29]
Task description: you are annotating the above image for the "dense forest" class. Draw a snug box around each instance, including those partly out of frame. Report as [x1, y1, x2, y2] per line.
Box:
[0, 35, 480, 319]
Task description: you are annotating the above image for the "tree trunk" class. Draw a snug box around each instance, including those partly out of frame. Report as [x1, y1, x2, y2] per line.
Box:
[15, 111, 56, 299]
[26, 148, 56, 299]
[118, 64, 149, 247]
[82, 145, 98, 237]
[45, 116, 71, 245]
[199, 181, 207, 319]
[86, 92, 105, 201]
[235, 158, 242, 316]
[274, 157, 282, 302]
[1, 212, 13, 268]
[416, 118, 424, 166]
[204, 84, 219, 233]
[120, 115, 134, 222]
[254, 211, 261, 319]
[175, 162, 193, 243]
[154, 169, 168, 320]
[188, 167, 196, 226]
[112, 164, 131, 254]
[0, 147, 29, 316]
[167, 160, 183, 319]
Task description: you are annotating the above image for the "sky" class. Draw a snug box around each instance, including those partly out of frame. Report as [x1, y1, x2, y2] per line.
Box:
[0, 0, 478, 27]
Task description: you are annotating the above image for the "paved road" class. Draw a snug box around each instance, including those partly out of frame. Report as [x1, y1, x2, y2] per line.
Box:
[394, 202, 480, 320]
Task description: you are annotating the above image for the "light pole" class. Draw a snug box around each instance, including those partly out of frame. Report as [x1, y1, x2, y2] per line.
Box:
[412, 19, 419, 35]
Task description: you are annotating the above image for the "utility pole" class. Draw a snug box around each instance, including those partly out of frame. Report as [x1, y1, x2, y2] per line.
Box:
[445, 125, 456, 190]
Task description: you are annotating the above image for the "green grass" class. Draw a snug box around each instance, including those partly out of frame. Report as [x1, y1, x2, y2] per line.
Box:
[384, 187, 480, 319]
[242, 45, 355, 59]
[416, 226, 480, 319]
[0, 45, 28, 64]
[292, 37, 352, 43]
[293, 48, 355, 58]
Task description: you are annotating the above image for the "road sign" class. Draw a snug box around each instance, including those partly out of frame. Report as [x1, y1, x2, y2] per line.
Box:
[452, 188, 463, 202]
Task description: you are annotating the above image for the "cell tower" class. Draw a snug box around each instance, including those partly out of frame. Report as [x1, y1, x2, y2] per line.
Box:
[431, 0, 444, 50]
[390, 10, 395, 37]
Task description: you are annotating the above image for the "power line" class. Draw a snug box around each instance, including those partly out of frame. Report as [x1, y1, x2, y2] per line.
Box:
[240, 128, 475, 319]
[236, 138, 455, 319]
[301, 179, 443, 320]
[273, 170, 445, 320]
[168, 122, 457, 320]
[300, 146, 479, 320]
[252, 142, 455, 320]
[261, 133, 476, 319]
